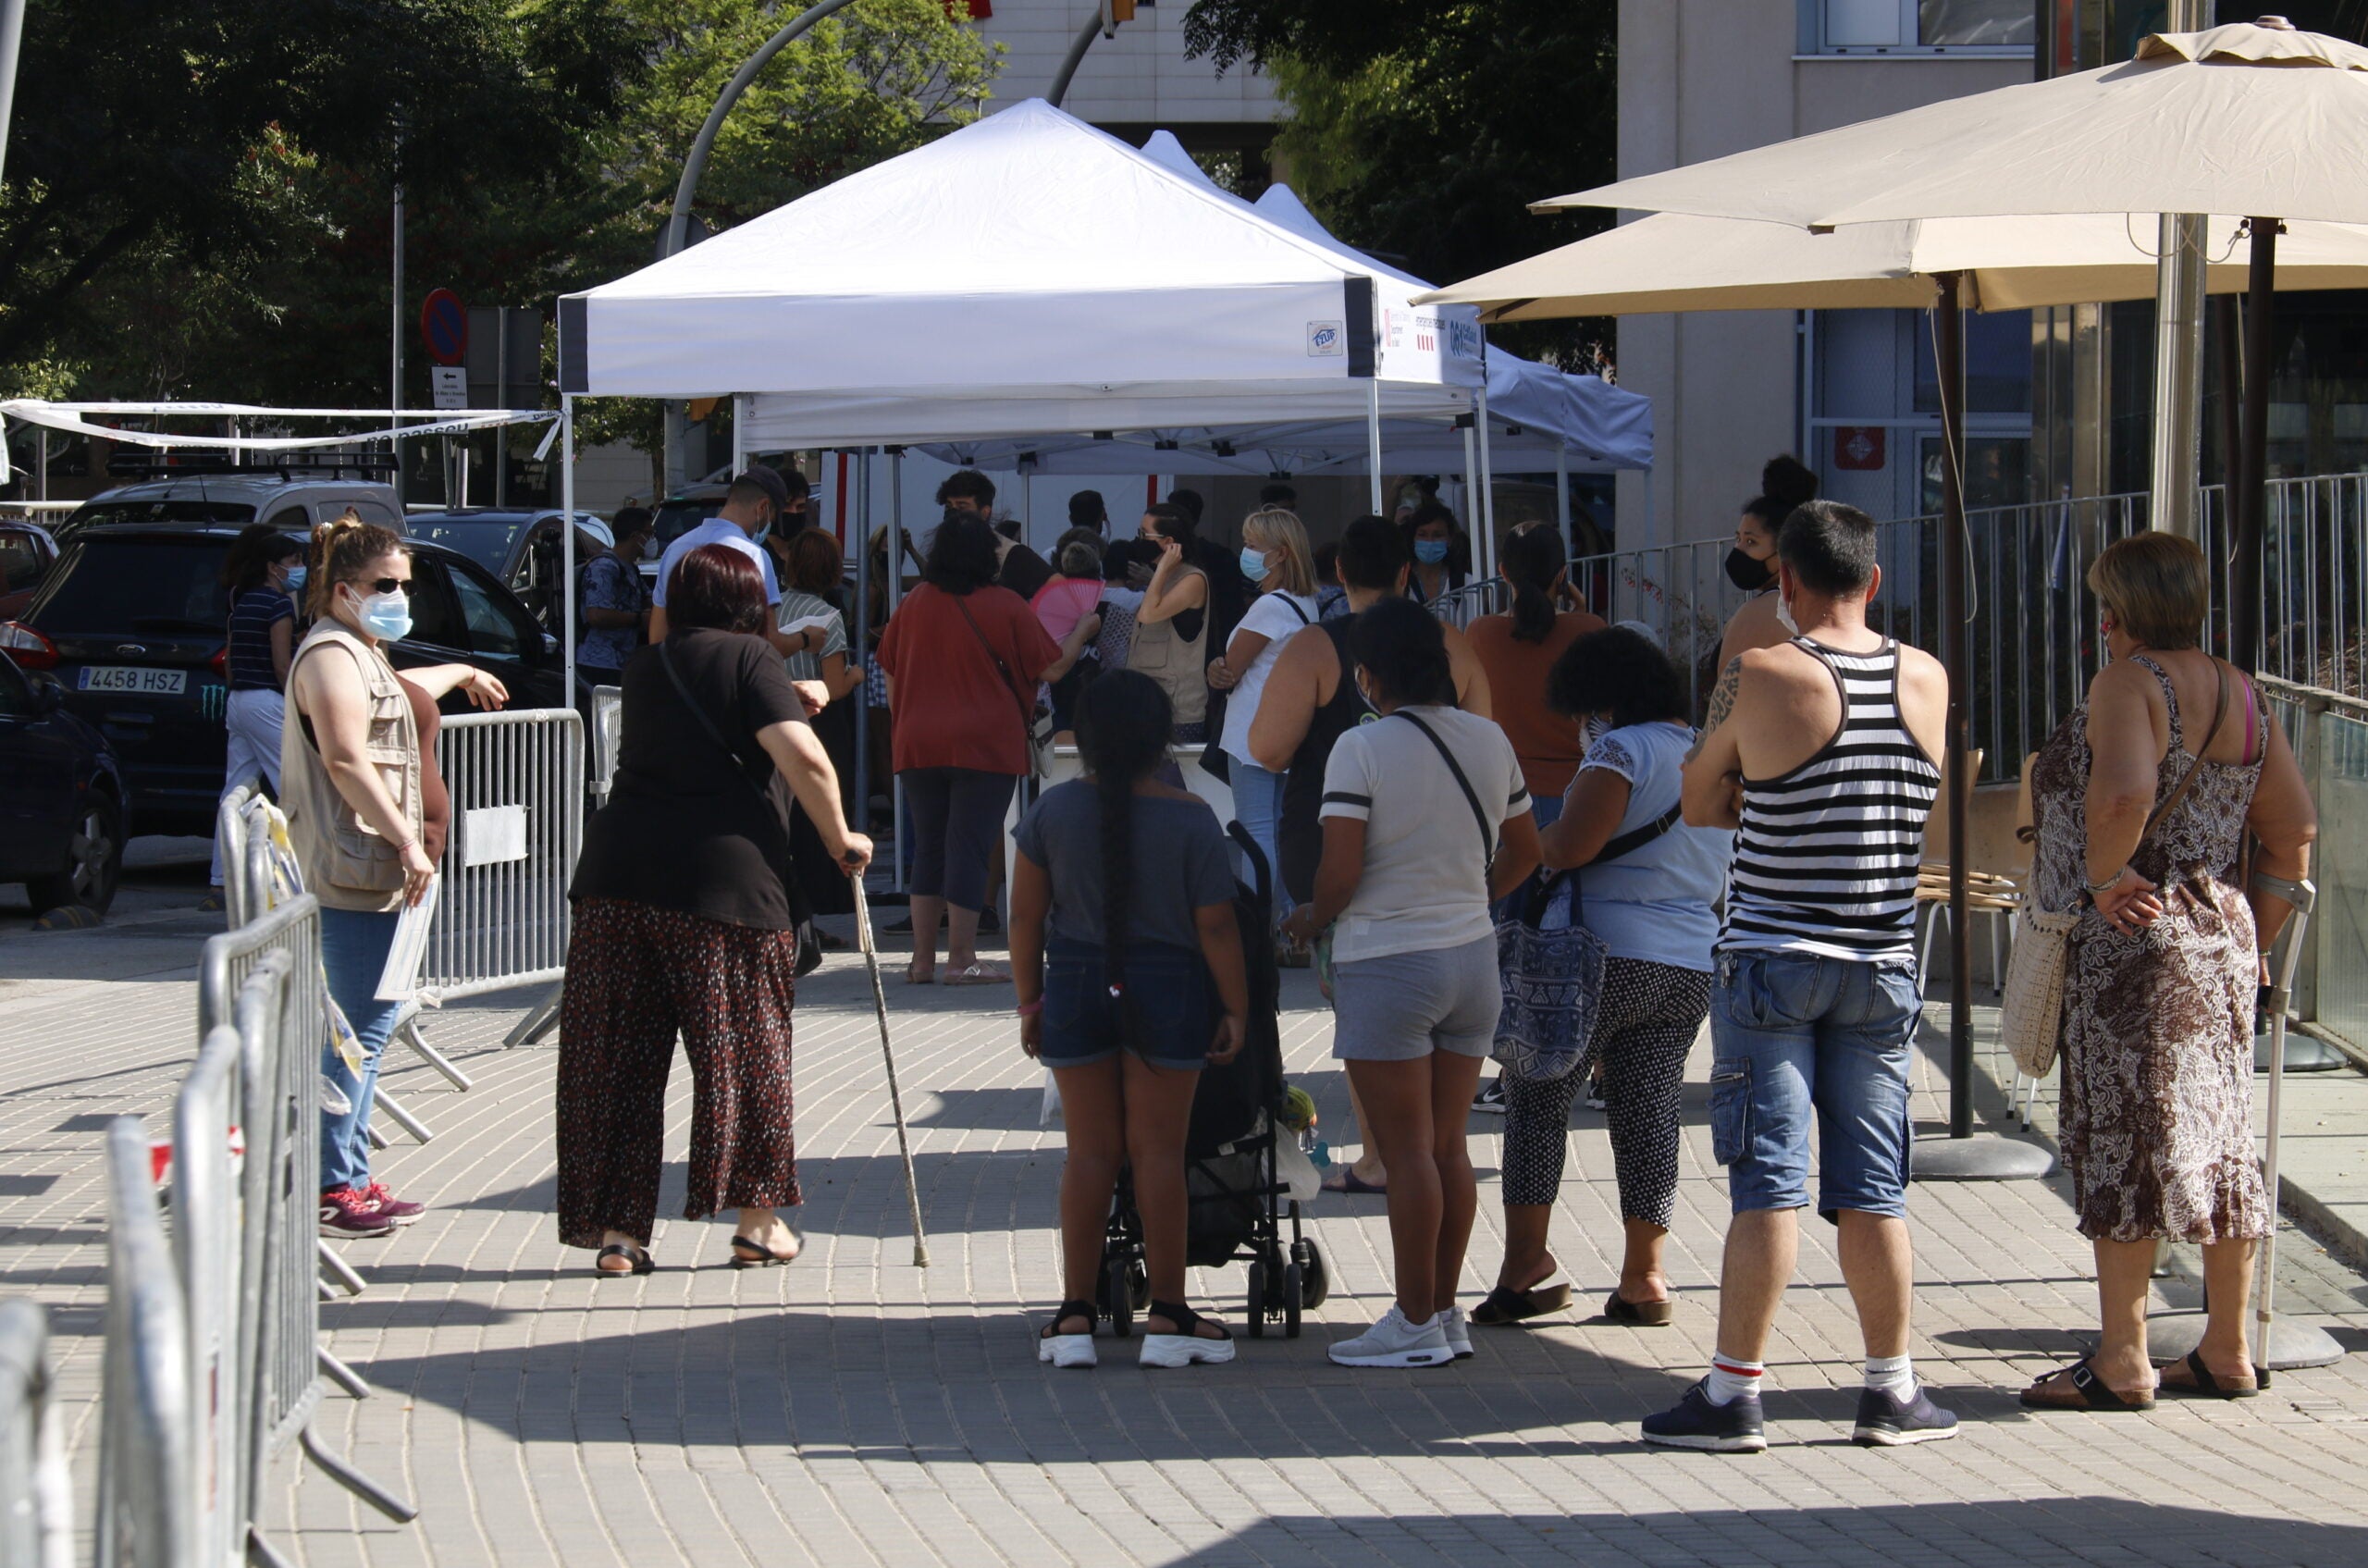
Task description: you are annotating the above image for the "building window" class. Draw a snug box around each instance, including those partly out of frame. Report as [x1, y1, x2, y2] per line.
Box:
[1807, 0, 2036, 54]
[1812, 308, 2034, 520]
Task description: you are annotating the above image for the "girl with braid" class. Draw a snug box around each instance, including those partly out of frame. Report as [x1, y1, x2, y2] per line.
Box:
[1011, 670, 1252, 1369]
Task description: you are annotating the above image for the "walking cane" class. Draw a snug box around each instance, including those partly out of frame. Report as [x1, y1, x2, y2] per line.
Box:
[2251, 870, 2314, 1389]
[849, 869, 930, 1267]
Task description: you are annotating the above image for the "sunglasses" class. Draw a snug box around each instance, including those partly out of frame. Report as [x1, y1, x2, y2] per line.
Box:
[356, 576, 416, 597]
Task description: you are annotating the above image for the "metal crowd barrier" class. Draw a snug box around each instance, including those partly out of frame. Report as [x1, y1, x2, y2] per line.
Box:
[591, 685, 623, 807]
[95, 1119, 193, 1568]
[0, 1299, 69, 1568]
[195, 925, 417, 1562]
[421, 708, 583, 1007]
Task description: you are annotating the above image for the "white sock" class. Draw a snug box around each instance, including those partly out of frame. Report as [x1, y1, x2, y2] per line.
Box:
[1864, 1353, 1917, 1401]
[1704, 1356, 1764, 1406]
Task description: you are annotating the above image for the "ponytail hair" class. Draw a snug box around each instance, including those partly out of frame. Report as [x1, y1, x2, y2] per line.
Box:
[1742, 453, 1819, 529]
[1073, 670, 1175, 1049]
[1501, 523, 1567, 644]
[306, 508, 407, 620]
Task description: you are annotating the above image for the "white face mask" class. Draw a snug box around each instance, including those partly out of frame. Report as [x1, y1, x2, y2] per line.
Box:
[1774, 590, 1800, 638]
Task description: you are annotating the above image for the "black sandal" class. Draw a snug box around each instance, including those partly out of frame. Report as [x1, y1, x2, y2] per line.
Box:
[1471, 1282, 1572, 1326]
[2159, 1349, 2259, 1400]
[729, 1232, 803, 1268]
[595, 1242, 654, 1276]
[2019, 1358, 2154, 1411]
[1141, 1300, 1235, 1366]
[1601, 1290, 1674, 1327]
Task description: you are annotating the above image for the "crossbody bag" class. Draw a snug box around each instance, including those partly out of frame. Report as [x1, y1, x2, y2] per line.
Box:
[1201, 591, 1312, 784]
[953, 594, 1054, 780]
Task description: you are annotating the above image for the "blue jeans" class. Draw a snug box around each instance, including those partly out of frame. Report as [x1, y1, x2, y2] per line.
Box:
[1227, 756, 1290, 922]
[1708, 949, 1919, 1220]
[319, 907, 404, 1192]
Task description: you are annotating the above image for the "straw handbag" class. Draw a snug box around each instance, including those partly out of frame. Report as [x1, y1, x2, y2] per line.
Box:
[1998, 904, 2080, 1078]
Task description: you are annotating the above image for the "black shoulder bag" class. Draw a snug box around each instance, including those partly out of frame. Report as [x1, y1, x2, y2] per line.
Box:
[659, 642, 825, 975]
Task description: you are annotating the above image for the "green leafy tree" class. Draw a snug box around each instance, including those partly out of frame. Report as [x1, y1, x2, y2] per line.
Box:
[1183, 0, 1616, 368]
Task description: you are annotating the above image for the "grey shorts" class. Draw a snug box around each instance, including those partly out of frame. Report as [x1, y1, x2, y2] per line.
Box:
[1332, 934, 1501, 1062]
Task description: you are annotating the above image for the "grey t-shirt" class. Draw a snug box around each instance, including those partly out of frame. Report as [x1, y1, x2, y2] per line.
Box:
[1014, 780, 1236, 952]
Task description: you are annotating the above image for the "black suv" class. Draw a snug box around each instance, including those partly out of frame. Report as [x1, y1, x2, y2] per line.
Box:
[2, 526, 570, 837]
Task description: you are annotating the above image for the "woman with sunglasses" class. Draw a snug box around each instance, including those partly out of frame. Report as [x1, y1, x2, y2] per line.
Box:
[285, 510, 508, 1240]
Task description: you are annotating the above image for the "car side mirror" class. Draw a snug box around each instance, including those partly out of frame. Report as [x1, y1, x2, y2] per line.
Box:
[541, 631, 559, 663]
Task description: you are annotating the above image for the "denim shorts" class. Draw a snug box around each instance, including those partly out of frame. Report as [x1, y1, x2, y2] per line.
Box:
[1708, 949, 1919, 1220]
[1042, 934, 1214, 1070]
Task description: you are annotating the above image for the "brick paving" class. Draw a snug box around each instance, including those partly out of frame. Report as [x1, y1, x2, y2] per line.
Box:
[5, 910, 2368, 1566]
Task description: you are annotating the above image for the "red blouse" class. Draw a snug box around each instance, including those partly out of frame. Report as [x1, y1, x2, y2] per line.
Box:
[876, 582, 1061, 776]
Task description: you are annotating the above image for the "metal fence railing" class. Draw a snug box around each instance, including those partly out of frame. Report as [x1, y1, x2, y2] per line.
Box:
[0, 1299, 69, 1568]
[95, 1119, 193, 1568]
[2260, 676, 2368, 1062]
[420, 708, 584, 1006]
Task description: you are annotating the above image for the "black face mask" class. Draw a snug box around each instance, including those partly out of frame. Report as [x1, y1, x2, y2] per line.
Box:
[1725, 547, 1775, 593]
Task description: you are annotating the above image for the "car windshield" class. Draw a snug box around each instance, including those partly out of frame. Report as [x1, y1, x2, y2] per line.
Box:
[30, 537, 230, 634]
[64, 499, 257, 533]
[652, 499, 720, 546]
[409, 517, 526, 574]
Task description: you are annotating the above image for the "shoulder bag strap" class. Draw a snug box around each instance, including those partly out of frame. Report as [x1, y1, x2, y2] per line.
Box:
[1273, 591, 1312, 626]
[659, 640, 773, 809]
[1395, 710, 1497, 875]
[1593, 801, 1684, 867]
[2138, 659, 2230, 846]
[953, 593, 1036, 743]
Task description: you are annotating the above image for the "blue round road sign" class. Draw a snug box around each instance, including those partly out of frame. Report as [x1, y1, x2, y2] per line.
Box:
[420, 289, 467, 367]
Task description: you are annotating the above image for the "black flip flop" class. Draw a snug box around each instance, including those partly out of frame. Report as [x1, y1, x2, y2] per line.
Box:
[1600, 1290, 1674, 1327]
[729, 1233, 804, 1269]
[2159, 1349, 2259, 1400]
[595, 1242, 654, 1277]
[1470, 1282, 1572, 1326]
[2019, 1358, 2154, 1412]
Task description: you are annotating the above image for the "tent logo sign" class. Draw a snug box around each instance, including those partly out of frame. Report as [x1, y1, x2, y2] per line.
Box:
[1306, 321, 1345, 357]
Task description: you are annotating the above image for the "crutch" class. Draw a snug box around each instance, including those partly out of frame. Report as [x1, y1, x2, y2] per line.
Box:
[850, 873, 929, 1267]
[2251, 869, 2315, 1390]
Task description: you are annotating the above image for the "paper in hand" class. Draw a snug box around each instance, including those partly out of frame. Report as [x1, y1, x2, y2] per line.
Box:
[376, 874, 440, 1002]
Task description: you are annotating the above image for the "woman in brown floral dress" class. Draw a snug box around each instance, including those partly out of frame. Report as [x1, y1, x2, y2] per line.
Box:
[2022, 533, 2314, 1411]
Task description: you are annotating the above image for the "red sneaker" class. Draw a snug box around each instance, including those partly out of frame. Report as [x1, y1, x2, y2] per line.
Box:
[320, 1187, 396, 1238]
[360, 1181, 425, 1226]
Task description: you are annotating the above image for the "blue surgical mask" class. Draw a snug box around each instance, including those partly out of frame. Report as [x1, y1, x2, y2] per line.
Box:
[283, 564, 307, 595]
[750, 518, 772, 547]
[1240, 547, 1270, 582]
[357, 589, 413, 642]
[1414, 538, 1449, 565]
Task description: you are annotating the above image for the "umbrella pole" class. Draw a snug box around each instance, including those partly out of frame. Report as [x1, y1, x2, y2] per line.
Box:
[2234, 220, 2278, 674]
[1915, 274, 2050, 1183]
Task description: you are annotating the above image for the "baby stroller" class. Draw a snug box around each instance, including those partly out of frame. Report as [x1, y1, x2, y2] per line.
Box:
[1098, 824, 1329, 1339]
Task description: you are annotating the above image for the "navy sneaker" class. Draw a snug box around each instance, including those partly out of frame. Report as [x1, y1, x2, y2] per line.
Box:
[1641, 1379, 1767, 1452]
[1851, 1384, 1958, 1446]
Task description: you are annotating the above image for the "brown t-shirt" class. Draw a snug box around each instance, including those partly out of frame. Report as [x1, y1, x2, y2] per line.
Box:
[1465, 609, 1605, 802]
[396, 676, 450, 866]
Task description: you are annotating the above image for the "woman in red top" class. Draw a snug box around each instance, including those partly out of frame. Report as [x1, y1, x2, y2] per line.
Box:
[878, 511, 1096, 984]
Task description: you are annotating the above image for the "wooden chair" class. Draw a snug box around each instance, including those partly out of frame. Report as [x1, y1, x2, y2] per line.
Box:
[1914, 748, 2017, 998]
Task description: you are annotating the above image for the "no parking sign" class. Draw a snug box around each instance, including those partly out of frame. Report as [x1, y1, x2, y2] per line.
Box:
[420, 289, 467, 367]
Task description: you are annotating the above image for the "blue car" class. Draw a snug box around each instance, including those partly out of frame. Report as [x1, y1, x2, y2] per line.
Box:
[0, 647, 126, 914]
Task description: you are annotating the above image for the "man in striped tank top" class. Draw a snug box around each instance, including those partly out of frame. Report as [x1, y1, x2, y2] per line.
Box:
[1642, 500, 1955, 1453]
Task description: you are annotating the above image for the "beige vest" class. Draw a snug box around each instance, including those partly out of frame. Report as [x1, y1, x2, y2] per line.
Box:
[281, 622, 423, 913]
[1126, 568, 1209, 730]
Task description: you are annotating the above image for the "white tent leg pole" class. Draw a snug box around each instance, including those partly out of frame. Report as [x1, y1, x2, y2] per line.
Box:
[1462, 421, 1478, 527]
[731, 394, 746, 474]
[1555, 446, 1572, 538]
[886, 447, 906, 893]
[1475, 384, 1498, 580]
[1366, 379, 1384, 515]
[561, 396, 576, 701]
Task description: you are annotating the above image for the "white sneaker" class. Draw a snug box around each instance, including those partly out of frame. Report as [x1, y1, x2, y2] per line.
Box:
[1140, 1330, 1236, 1368]
[1440, 1305, 1473, 1360]
[1327, 1304, 1453, 1368]
[1037, 1331, 1096, 1369]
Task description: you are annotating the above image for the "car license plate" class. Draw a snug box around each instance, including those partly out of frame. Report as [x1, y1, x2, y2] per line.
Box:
[76, 665, 188, 696]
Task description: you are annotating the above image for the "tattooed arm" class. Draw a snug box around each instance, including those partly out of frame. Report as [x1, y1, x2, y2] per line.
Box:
[1681, 656, 1746, 829]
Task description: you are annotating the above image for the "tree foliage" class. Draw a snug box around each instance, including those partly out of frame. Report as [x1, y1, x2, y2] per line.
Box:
[1183, 0, 1617, 368]
[0, 0, 996, 414]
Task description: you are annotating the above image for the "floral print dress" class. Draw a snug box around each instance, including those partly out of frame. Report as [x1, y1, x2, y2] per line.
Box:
[2027, 656, 2271, 1245]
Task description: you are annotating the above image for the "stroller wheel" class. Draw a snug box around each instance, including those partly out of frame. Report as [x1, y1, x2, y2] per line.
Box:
[1245, 1261, 1267, 1339]
[1128, 1259, 1151, 1312]
[1297, 1243, 1330, 1309]
[1283, 1263, 1303, 1339]
[1106, 1256, 1134, 1339]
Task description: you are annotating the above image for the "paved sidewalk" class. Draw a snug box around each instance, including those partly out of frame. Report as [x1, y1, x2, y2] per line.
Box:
[4, 913, 2367, 1566]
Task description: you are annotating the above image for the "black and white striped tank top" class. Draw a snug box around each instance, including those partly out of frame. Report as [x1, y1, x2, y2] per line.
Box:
[1720, 637, 1941, 965]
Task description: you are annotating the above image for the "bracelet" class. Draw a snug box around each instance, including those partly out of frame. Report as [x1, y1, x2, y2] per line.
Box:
[2083, 868, 2126, 896]
[1016, 998, 1044, 1019]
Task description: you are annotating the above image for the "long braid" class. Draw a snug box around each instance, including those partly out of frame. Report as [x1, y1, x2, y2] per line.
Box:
[1074, 670, 1174, 1055]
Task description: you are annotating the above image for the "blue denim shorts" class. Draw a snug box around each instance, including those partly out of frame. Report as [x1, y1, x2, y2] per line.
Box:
[1708, 949, 1919, 1220]
[1042, 934, 1213, 1070]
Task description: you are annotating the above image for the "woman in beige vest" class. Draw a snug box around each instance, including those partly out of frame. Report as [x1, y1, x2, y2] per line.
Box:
[1127, 500, 1210, 744]
[284, 512, 506, 1239]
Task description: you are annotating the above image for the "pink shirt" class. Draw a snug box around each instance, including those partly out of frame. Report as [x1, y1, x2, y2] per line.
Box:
[1030, 577, 1104, 645]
